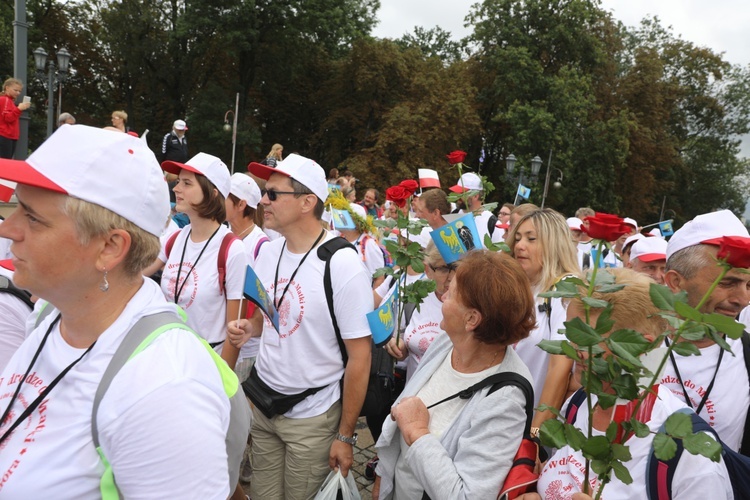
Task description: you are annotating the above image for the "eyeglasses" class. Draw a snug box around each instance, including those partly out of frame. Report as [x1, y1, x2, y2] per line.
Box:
[261, 188, 307, 201]
[429, 263, 458, 275]
[499, 211, 512, 217]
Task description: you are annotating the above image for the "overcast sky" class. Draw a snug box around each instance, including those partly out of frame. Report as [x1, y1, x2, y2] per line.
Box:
[372, 0, 750, 157]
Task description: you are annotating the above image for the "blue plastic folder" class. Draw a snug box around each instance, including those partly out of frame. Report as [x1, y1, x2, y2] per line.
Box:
[430, 213, 481, 264]
[366, 293, 396, 347]
[243, 266, 280, 333]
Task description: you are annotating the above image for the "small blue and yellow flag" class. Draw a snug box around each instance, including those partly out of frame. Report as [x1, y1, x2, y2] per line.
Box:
[430, 213, 481, 264]
[331, 208, 356, 230]
[659, 220, 674, 237]
[517, 184, 531, 200]
[366, 292, 396, 347]
[243, 266, 280, 333]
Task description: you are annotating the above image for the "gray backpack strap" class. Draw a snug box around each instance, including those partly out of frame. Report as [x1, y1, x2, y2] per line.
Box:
[91, 312, 183, 449]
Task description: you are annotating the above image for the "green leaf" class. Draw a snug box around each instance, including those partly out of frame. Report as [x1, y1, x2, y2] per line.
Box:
[683, 431, 722, 462]
[594, 270, 616, 285]
[608, 329, 652, 356]
[582, 435, 611, 460]
[611, 443, 632, 462]
[560, 340, 582, 362]
[564, 317, 603, 347]
[671, 342, 701, 357]
[653, 433, 678, 461]
[537, 290, 579, 299]
[631, 418, 650, 438]
[596, 284, 626, 293]
[564, 423, 588, 451]
[539, 418, 567, 449]
[650, 283, 676, 311]
[560, 276, 587, 287]
[597, 393, 617, 409]
[582, 296, 610, 309]
[537, 340, 564, 355]
[606, 336, 644, 368]
[611, 459, 634, 485]
[675, 301, 702, 322]
[590, 459, 609, 476]
[605, 421, 618, 442]
[610, 373, 639, 401]
[680, 325, 708, 341]
[702, 313, 744, 339]
[665, 412, 693, 438]
[594, 306, 615, 335]
[708, 330, 733, 351]
[535, 404, 562, 418]
[410, 258, 425, 273]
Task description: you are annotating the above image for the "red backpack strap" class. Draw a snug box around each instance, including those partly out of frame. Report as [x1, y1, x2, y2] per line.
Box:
[218, 232, 240, 296]
[164, 229, 181, 259]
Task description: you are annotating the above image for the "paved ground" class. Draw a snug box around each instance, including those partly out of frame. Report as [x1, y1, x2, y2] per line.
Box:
[239, 416, 377, 499]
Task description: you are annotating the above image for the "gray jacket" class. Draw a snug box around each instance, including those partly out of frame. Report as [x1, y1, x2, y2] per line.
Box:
[376, 333, 533, 499]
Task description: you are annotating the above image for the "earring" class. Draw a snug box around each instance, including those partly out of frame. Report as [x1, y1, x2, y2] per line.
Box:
[100, 269, 109, 292]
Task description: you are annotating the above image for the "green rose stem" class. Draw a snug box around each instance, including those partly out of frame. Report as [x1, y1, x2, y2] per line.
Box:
[393, 195, 414, 346]
[581, 239, 604, 495]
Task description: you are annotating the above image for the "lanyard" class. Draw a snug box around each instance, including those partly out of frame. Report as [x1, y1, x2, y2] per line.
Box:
[273, 229, 326, 311]
[665, 336, 724, 414]
[0, 314, 97, 446]
[173, 226, 221, 304]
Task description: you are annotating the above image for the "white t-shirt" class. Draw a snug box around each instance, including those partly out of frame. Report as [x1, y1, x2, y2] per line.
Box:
[473, 210, 505, 246]
[238, 225, 270, 361]
[739, 306, 750, 331]
[512, 295, 567, 407]
[402, 291, 445, 380]
[354, 233, 386, 282]
[254, 233, 372, 418]
[159, 224, 247, 346]
[660, 337, 749, 451]
[240, 225, 270, 267]
[0, 270, 32, 372]
[538, 386, 732, 499]
[0, 279, 230, 498]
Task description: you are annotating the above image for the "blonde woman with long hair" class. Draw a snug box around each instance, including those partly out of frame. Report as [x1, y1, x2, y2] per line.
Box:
[263, 143, 283, 167]
[507, 208, 581, 430]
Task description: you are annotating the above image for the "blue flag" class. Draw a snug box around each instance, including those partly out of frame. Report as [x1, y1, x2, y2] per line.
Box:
[243, 266, 280, 333]
[431, 213, 482, 264]
[331, 208, 356, 230]
[366, 293, 396, 347]
[659, 220, 674, 237]
[517, 184, 531, 200]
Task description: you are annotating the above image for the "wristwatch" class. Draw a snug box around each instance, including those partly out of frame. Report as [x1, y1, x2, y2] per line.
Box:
[530, 427, 540, 439]
[336, 432, 358, 446]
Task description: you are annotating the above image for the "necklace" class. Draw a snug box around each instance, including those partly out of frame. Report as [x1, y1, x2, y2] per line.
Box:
[173, 226, 221, 304]
[234, 223, 254, 239]
[452, 347, 503, 372]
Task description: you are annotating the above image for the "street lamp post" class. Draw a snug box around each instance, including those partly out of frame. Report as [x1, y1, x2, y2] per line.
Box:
[223, 92, 239, 173]
[540, 150, 564, 209]
[33, 47, 71, 138]
[505, 153, 542, 205]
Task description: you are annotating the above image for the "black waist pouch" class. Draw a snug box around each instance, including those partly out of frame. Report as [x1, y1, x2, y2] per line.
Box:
[243, 365, 327, 419]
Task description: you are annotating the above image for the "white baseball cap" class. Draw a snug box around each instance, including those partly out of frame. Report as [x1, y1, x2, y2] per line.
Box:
[623, 233, 647, 254]
[631, 237, 667, 263]
[247, 153, 328, 203]
[350, 202, 367, 219]
[162, 153, 231, 199]
[449, 172, 482, 193]
[229, 173, 261, 209]
[173, 120, 188, 131]
[566, 217, 583, 231]
[623, 217, 638, 230]
[0, 124, 170, 237]
[666, 210, 749, 260]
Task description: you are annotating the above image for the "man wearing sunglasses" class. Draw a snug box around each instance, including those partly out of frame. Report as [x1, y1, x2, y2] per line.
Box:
[232, 154, 372, 500]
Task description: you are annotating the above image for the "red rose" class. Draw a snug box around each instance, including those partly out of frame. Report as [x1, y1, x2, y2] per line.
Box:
[386, 186, 410, 208]
[446, 150, 467, 165]
[583, 213, 629, 241]
[716, 236, 750, 269]
[399, 179, 419, 196]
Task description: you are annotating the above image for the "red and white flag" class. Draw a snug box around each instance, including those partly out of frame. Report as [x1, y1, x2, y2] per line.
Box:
[0, 180, 15, 203]
[418, 169, 441, 189]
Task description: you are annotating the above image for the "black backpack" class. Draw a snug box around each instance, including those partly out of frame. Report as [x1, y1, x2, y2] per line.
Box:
[0, 275, 33, 310]
[318, 237, 400, 417]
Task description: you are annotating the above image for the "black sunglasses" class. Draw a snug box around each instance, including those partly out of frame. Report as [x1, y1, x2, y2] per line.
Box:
[429, 263, 458, 274]
[261, 188, 307, 201]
